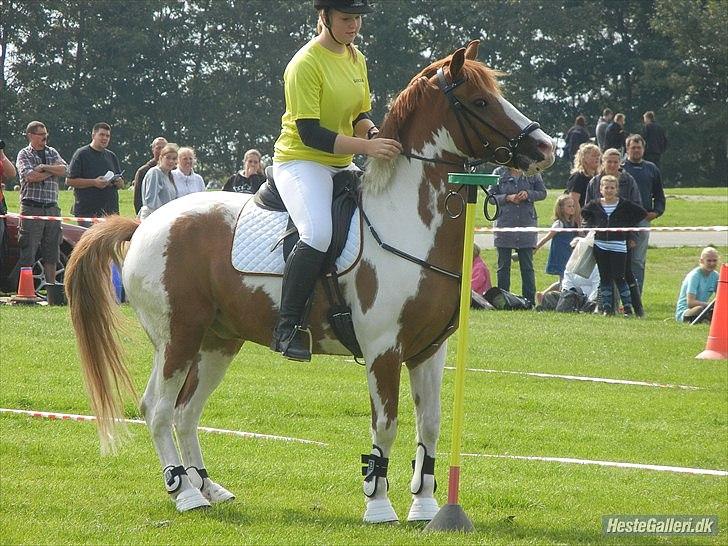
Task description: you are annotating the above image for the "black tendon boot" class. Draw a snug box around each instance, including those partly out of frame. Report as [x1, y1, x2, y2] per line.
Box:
[628, 282, 645, 317]
[271, 241, 326, 362]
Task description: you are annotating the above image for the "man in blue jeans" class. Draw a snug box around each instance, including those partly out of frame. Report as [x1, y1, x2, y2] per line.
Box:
[622, 134, 666, 293]
[491, 166, 547, 305]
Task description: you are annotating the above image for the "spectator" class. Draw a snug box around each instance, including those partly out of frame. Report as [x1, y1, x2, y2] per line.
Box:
[1, 142, 18, 281]
[675, 247, 720, 323]
[491, 166, 547, 305]
[139, 143, 179, 220]
[583, 148, 642, 206]
[581, 175, 646, 316]
[566, 143, 601, 208]
[563, 115, 590, 163]
[471, 242, 492, 296]
[67, 122, 125, 224]
[622, 134, 666, 292]
[535, 194, 579, 294]
[595, 108, 613, 151]
[641, 111, 668, 167]
[172, 147, 205, 198]
[223, 149, 266, 194]
[604, 113, 626, 154]
[14, 121, 67, 287]
[133, 136, 167, 214]
[584, 148, 644, 315]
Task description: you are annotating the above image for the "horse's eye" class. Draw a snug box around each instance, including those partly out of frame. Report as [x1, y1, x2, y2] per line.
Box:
[474, 99, 487, 108]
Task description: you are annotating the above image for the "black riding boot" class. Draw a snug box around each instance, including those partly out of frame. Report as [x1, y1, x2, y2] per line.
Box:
[271, 241, 326, 362]
[628, 282, 645, 317]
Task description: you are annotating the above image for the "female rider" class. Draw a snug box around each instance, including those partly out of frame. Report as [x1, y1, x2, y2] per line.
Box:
[271, 0, 402, 361]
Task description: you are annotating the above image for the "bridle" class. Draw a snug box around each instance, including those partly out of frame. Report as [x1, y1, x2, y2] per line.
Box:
[402, 67, 541, 172]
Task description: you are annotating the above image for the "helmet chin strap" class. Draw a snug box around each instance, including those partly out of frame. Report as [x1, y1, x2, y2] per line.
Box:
[323, 11, 346, 46]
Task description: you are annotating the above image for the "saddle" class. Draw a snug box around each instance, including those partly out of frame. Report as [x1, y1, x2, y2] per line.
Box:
[252, 167, 364, 358]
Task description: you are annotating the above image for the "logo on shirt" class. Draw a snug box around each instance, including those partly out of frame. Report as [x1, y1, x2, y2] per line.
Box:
[353, 78, 365, 84]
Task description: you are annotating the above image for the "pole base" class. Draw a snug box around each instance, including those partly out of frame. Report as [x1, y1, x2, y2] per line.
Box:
[423, 503, 474, 532]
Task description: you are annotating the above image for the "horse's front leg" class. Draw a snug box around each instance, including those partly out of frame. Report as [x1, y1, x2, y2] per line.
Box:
[362, 348, 402, 523]
[405, 342, 446, 522]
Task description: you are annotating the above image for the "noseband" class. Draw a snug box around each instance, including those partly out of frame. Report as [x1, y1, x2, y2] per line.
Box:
[403, 67, 541, 172]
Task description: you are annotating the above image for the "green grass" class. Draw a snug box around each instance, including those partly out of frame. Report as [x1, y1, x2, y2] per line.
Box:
[1, 247, 726, 544]
[3, 186, 727, 230]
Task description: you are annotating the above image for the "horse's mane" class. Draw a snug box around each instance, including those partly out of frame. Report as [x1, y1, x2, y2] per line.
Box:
[364, 57, 504, 194]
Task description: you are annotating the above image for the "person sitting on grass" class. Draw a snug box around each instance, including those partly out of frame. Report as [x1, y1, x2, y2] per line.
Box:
[471, 243, 492, 296]
[675, 247, 721, 323]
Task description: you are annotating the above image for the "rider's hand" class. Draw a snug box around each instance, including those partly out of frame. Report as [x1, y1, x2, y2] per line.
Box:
[365, 137, 402, 160]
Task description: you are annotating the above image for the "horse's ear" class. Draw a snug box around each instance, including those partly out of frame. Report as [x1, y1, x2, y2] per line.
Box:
[449, 47, 466, 81]
[465, 40, 480, 60]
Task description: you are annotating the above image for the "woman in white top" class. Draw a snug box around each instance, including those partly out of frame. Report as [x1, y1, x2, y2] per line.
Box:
[172, 147, 206, 197]
[140, 143, 178, 220]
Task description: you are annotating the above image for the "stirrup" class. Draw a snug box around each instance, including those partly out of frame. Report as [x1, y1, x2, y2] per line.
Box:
[280, 325, 313, 362]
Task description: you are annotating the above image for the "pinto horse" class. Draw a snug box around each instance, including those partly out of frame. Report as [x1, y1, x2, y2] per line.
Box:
[66, 41, 554, 523]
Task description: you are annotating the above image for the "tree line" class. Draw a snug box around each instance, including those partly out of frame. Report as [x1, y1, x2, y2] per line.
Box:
[1, 0, 725, 187]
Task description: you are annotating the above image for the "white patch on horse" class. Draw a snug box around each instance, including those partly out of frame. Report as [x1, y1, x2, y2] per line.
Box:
[497, 96, 552, 148]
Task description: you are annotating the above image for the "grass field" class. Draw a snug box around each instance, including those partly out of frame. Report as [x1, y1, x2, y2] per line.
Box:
[3, 185, 727, 230]
[1, 246, 726, 544]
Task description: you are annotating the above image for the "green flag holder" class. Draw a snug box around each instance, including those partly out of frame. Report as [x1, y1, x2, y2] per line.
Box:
[425, 172, 499, 533]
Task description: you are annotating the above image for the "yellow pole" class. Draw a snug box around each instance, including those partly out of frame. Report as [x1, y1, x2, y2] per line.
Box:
[446, 188, 476, 504]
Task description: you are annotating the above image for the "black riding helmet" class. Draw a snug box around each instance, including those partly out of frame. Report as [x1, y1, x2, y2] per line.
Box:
[313, 0, 374, 14]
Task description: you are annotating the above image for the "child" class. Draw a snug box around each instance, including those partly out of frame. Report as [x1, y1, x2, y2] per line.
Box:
[535, 194, 579, 295]
[581, 175, 646, 316]
[472, 243, 492, 296]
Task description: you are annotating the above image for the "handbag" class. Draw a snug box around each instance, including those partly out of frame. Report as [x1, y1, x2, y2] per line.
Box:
[565, 230, 596, 278]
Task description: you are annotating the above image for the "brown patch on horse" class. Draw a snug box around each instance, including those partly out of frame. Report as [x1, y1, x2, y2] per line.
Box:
[418, 182, 434, 228]
[162, 206, 240, 379]
[399, 165, 462, 366]
[355, 259, 378, 314]
[369, 349, 402, 428]
[370, 395, 378, 431]
[201, 329, 243, 356]
[175, 355, 201, 408]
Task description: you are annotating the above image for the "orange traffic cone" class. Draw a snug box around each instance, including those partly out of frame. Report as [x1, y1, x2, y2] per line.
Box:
[11, 267, 39, 304]
[696, 263, 728, 360]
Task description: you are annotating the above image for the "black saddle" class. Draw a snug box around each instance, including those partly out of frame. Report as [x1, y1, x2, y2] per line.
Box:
[253, 166, 364, 358]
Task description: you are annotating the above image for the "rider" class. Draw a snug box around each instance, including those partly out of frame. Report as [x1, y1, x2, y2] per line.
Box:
[271, 0, 402, 361]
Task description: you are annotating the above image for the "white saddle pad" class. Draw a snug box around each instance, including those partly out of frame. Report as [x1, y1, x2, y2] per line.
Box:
[231, 198, 362, 275]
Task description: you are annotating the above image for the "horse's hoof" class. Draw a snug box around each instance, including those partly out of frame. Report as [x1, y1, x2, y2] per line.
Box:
[175, 488, 211, 512]
[201, 481, 235, 504]
[407, 497, 439, 522]
[363, 498, 399, 524]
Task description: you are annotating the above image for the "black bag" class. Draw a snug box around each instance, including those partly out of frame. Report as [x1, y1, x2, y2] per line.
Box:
[484, 287, 532, 310]
[471, 290, 494, 310]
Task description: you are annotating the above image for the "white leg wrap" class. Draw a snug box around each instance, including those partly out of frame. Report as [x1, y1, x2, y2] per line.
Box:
[407, 496, 439, 522]
[201, 480, 235, 504]
[363, 497, 399, 524]
[175, 487, 211, 512]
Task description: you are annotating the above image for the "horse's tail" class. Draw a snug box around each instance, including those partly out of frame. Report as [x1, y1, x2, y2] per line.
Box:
[65, 216, 140, 454]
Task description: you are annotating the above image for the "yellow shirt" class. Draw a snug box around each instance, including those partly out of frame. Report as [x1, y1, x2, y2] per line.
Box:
[274, 39, 371, 167]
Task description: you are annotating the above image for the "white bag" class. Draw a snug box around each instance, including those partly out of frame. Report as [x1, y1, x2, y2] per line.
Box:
[565, 230, 596, 279]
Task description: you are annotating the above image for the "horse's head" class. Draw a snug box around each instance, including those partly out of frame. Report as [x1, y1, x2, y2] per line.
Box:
[381, 41, 554, 175]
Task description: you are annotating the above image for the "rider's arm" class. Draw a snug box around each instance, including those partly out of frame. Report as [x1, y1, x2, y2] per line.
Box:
[295, 119, 400, 159]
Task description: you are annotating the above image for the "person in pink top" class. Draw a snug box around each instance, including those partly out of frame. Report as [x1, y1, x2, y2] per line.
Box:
[472, 243, 492, 296]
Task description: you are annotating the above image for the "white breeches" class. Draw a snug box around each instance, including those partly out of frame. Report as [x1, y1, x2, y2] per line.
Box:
[273, 160, 356, 252]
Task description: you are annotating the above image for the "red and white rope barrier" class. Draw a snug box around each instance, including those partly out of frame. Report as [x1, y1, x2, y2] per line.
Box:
[0, 213, 104, 223]
[0, 407, 327, 446]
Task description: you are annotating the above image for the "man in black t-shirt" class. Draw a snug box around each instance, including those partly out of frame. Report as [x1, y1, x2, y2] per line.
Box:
[67, 122, 125, 220]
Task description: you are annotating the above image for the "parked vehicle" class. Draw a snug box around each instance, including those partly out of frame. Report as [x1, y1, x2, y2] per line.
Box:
[1, 213, 87, 293]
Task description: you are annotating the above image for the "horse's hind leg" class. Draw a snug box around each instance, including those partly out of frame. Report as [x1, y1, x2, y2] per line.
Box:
[174, 332, 243, 504]
[363, 349, 402, 523]
[405, 343, 446, 522]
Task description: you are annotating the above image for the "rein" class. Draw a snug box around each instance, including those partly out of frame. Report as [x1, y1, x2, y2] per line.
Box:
[401, 67, 541, 171]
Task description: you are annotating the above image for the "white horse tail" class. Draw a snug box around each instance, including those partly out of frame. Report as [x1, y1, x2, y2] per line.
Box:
[65, 216, 140, 454]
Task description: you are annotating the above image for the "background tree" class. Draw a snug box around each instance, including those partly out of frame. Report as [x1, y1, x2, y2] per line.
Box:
[1, 0, 725, 188]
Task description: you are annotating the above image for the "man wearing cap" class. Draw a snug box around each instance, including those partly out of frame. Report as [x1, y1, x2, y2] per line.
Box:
[14, 121, 67, 287]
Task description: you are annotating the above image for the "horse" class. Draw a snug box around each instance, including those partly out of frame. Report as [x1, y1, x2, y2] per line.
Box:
[65, 40, 554, 523]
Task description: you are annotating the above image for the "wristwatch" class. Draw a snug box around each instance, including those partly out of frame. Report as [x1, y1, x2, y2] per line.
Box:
[367, 126, 380, 140]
